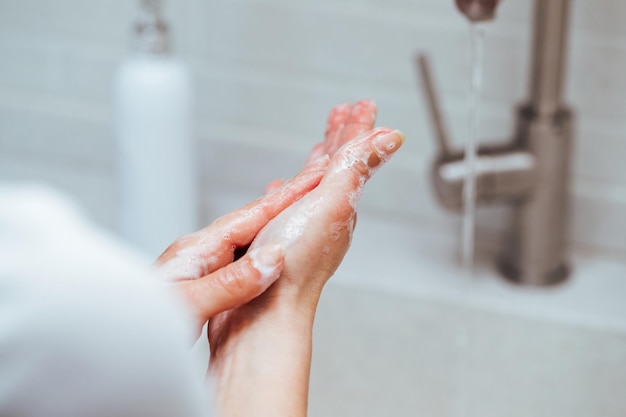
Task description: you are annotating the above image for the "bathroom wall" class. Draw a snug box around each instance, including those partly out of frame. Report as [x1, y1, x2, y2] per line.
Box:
[1, 0, 625, 257]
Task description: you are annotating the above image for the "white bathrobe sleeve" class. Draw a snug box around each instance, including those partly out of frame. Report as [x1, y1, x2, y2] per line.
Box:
[0, 183, 210, 417]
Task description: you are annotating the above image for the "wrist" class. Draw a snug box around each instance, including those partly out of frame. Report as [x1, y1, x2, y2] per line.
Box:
[209, 299, 315, 417]
[208, 286, 316, 362]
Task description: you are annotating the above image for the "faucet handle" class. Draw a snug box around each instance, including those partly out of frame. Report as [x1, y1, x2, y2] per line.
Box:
[416, 54, 454, 158]
[416, 53, 537, 211]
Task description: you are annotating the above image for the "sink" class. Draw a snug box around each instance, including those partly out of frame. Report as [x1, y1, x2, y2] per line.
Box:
[309, 213, 626, 417]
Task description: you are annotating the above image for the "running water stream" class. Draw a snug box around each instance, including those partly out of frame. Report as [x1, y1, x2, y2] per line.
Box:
[454, 23, 486, 417]
[460, 24, 485, 272]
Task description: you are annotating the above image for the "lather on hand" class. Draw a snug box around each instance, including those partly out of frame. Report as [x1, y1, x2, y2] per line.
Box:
[154, 99, 404, 417]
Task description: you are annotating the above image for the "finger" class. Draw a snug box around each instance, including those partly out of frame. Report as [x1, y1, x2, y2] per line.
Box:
[324, 103, 352, 156]
[156, 154, 329, 282]
[179, 243, 284, 322]
[155, 233, 236, 282]
[331, 99, 377, 155]
[323, 128, 405, 210]
[215, 154, 330, 246]
[264, 179, 285, 194]
[303, 142, 327, 166]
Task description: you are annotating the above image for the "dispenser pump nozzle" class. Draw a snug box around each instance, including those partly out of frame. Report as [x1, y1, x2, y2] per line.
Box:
[133, 0, 169, 55]
[455, 0, 500, 23]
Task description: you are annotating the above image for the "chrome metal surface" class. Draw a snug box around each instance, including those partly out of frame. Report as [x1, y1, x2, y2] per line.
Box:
[417, 55, 453, 157]
[500, 105, 573, 286]
[455, 0, 501, 22]
[432, 146, 536, 210]
[419, 0, 574, 286]
[529, 0, 571, 116]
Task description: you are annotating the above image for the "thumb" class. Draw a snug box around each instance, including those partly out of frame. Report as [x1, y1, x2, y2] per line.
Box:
[178, 243, 284, 323]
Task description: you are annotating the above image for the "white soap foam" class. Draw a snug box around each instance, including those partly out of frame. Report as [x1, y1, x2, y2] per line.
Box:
[156, 241, 222, 282]
[248, 246, 281, 287]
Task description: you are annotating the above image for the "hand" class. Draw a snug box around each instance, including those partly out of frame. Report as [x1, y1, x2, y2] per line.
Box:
[250, 127, 404, 301]
[153, 155, 330, 335]
[207, 100, 405, 417]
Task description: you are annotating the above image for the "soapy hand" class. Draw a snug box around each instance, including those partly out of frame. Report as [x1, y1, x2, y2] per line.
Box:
[206, 99, 405, 417]
[154, 99, 391, 336]
[248, 127, 404, 301]
[208, 99, 405, 352]
[148, 99, 403, 417]
[153, 155, 329, 334]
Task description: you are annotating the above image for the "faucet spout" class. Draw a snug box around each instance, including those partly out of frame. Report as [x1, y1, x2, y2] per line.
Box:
[455, 0, 501, 23]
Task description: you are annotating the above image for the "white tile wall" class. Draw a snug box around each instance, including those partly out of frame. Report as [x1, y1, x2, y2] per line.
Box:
[1, 0, 625, 255]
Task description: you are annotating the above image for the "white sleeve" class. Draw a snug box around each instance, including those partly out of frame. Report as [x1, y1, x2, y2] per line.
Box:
[0, 183, 210, 417]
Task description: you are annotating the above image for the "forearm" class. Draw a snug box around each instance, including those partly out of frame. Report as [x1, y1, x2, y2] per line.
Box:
[209, 297, 318, 417]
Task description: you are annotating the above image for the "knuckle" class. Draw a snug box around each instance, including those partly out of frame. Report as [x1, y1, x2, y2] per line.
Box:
[216, 263, 253, 296]
[157, 233, 195, 263]
[348, 157, 371, 179]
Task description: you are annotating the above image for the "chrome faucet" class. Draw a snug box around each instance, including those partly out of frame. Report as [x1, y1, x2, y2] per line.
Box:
[418, 0, 573, 286]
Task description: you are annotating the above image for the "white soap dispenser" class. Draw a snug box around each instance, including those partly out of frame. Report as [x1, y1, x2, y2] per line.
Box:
[114, 0, 198, 256]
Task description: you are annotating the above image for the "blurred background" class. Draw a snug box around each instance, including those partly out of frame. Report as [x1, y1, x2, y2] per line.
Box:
[1, 1, 626, 416]
[1, 0, 624, 255]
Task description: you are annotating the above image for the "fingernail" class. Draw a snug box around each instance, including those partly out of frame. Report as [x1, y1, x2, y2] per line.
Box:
[249, 243, 285, 286]
[372, 130, 405, 156]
